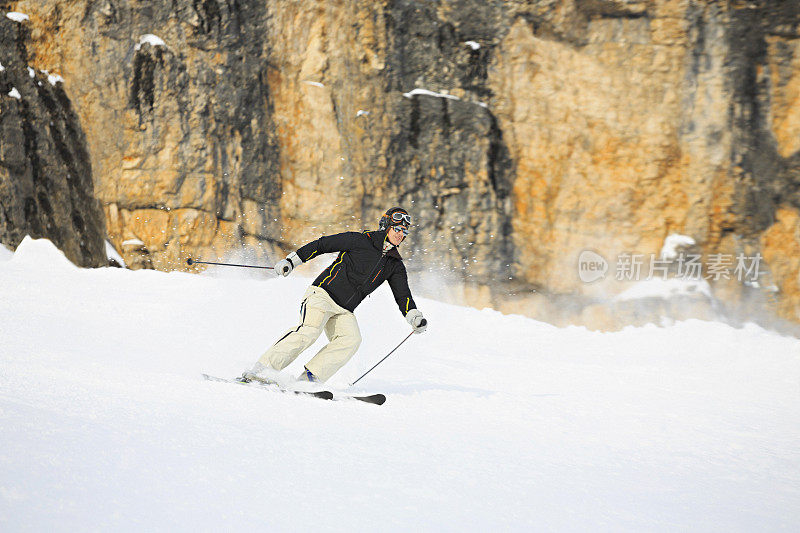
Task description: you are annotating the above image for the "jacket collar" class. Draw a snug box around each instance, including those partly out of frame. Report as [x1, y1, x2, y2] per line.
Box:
[366, 229, 402, 259]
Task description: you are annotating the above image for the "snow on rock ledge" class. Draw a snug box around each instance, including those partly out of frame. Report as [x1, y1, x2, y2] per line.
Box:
[403, 88, 460, 101]
[5, 12, 29, 23]
[40, 69, 64, 86]
[660, 233, 697, 260]
[105, 241, 126, 267]
[10, 236, 78, 270]
[135, 34, 166, 51]
[402, 88, 488, 108]
[615, 277, 713, 302]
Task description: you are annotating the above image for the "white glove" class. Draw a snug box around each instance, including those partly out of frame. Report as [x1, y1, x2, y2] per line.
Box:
[405, 309, 427, 334]
[275, 252, 300, 277]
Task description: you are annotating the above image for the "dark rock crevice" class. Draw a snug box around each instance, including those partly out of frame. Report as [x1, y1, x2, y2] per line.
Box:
[727, 1, 800, 233]
[0, 11, 107, 266]
[382, 0, 516, 281]
[129, 46, 163, 124]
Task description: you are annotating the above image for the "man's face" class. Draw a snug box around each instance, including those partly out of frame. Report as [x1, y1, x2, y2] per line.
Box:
[387, 225, 407, 246]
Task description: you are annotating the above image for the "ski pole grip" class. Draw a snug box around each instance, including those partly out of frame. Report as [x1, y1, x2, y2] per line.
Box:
[419, 319, 427, 327]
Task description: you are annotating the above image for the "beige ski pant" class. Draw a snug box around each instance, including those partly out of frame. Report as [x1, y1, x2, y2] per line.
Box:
[257, 286, 361, 382]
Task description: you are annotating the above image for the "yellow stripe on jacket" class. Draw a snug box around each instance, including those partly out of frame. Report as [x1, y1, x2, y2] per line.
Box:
[320, 252, 346, 285]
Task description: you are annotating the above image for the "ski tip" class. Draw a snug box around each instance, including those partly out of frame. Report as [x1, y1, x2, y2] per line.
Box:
[371, 394, 387, 405]
[352, 393, 386, 405]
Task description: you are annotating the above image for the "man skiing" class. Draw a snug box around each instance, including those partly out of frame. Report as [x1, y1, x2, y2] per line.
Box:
[242, 207, 427, 384]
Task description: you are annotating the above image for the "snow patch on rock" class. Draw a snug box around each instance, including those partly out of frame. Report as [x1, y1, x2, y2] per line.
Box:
[403, 88, 460, 101]
[6, 12, 30, 23]
[403, 88, 488, 109]
[135, 34, 166, 51]
[615, 277, 713, 301]
[10, 236, 77, 269]
[660, 233, 696, 260]
[105, 241, 126, 267]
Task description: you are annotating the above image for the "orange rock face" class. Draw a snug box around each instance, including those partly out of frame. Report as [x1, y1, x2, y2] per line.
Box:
[6, 0, 800, 328]
[761, 208, 800, 322]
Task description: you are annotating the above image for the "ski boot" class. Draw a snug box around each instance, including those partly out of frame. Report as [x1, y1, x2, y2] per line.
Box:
[240, 362, 282, 386]
[297, 367, 319, 383]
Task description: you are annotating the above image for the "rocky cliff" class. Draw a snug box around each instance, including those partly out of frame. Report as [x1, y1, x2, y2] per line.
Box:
[2, 0, 799, 329]
[0, 8, 106, 267]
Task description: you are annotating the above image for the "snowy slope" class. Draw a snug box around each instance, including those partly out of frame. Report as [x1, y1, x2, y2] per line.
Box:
[1, 238, 798, 531]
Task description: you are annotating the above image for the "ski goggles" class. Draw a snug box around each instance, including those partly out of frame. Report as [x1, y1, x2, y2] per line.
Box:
[389, 211, 412, 226]
[391, 225, 409, 236]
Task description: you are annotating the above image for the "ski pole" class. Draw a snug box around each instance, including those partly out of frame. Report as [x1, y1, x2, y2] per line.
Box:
[186, 258, 274, 270]
[350, 329, 420, 386]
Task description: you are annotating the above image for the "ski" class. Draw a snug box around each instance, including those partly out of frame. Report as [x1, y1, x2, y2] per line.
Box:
[340, 393, 387, 406]
[202, 373, 333, 400]
[202, 374, 385, 405]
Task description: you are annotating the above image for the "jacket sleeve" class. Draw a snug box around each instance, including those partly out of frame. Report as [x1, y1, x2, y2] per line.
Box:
[295, 232, 361, 262]
[387, 261, 418, 316]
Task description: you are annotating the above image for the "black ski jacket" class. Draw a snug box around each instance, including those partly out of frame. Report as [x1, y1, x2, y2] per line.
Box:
[295, 229, 418, 315]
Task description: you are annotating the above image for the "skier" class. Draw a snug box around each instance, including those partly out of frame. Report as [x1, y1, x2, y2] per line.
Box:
[241, 207, 427, 385]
